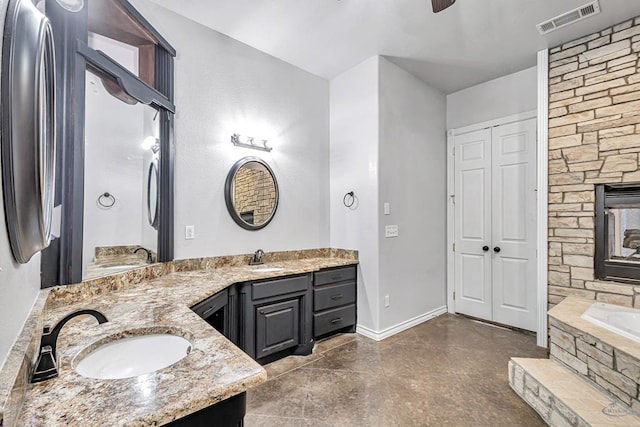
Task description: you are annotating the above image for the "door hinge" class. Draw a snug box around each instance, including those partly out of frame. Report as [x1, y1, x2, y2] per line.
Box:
[452, 146, 455, 156]
[453, 291, 456, 300]
[453, 243, 455, 252]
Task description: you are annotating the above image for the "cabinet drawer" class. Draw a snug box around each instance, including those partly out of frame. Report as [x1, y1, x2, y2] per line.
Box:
[314, 282, 356, 311]
[313, 304, 356, 337]
[252, 275, 309, 300]
[314, 265, 356, 286]
[192, 289, 228, 319]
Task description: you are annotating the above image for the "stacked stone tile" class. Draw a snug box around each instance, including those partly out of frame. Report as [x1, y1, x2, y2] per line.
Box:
[550, 316, 640, 410]
[233, 168, 277, 224]
[548, 18, 640, 309]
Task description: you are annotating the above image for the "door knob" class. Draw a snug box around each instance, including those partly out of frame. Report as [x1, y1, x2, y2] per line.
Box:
[493, 247, 501, 253]
[482, 246, 489, 252]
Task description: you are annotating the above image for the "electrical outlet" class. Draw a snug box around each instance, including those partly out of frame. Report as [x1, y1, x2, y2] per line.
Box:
[384, 295, 390, 307]
[185, 225, 195, 240]
[385, 225, 399, 238]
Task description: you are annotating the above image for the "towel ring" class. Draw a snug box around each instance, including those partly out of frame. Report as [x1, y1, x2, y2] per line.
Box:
[343, 191, 355, 208]
[98, 192, 115, 208]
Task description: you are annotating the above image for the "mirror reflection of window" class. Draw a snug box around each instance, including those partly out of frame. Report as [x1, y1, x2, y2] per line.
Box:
[82, 33, 159, 280]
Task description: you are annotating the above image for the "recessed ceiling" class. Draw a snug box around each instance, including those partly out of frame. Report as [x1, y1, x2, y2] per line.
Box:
[148, 0, 640, 93]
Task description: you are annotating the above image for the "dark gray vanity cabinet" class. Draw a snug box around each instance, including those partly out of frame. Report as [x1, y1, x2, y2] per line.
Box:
[313, 265, 357, 338]
[191, 287, 239, 345]
[239, 274, 313, 362]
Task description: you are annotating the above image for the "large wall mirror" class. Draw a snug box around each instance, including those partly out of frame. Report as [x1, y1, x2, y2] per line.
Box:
[225, 157, 279, 231]
[82, 43, 160, 279]
[41, 0, 175, 286]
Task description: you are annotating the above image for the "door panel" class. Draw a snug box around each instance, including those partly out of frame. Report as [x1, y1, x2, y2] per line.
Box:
[461, 169, 486, 239]
[491, 119, 537, 331]
[460, 254, 486, 301]
[255, 299, 299, 359]
[454, 128, 492, 320]
[453, 118, 537, 332]
[496, 257, 528, 309]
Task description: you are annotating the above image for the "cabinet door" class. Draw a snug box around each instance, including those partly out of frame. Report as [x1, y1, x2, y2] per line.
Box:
[255, 299, 299, 359]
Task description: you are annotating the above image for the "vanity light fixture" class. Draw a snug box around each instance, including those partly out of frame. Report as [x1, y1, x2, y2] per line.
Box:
[142, 136, 160, 153]
[231, 133, 272, 152]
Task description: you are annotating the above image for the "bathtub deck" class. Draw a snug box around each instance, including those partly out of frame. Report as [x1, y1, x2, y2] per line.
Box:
[511, 297, 640, 425]
[510, 358, 640, 426]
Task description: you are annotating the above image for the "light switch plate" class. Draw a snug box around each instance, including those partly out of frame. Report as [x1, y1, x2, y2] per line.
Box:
[185, 225, 195, 240]
[385, 225, 398, 238]
[384, 202, 390, 215]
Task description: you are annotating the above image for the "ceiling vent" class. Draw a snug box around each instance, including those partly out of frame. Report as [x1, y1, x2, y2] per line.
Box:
[536, 1, 600, 35]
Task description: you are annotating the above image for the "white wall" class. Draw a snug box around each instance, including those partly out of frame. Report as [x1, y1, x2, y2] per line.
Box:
[329, 56, 380, 331]
[446, 66, 537, 130]
[0, 0, 41, 369]
[378, 57, 447, 330]
[330, 56, 447, 334]
[130, 0, 330, 258]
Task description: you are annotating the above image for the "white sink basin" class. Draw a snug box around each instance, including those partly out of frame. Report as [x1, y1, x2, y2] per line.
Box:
[75, 334, 192, 380]
[247, 266, 285, 273]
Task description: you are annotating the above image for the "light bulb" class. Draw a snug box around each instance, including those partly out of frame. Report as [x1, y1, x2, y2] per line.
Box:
[142, 136, 157, 150]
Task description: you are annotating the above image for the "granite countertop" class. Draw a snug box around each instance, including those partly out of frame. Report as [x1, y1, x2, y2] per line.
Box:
[14, 256, 358, 426]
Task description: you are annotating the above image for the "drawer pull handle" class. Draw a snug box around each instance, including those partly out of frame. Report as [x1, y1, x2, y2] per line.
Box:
[330, 276, 342, 281]
[202, 305, 218, 318]
[330, 294, 343, 300]
[330, 317, 343, 324]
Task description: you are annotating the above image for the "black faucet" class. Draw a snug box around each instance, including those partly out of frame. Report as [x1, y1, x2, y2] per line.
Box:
[249, 249, 265, 265]
[31, 309, 108, 383]
[134, 247, 153, 264]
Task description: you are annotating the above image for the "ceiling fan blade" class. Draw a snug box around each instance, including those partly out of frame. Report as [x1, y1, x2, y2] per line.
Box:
[432, 0, 456, 13]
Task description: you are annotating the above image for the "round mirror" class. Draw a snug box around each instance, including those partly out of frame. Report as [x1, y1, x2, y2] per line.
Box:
[147, 159, 159, 230]
[224, 157, 278, 230]
[1, 1, 57, 263]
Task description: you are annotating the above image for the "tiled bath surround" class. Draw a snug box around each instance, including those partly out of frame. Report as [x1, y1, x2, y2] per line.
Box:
[548, 17, 640, 308]
[510, 298, 640, 425]
[550, 301, 640, 412]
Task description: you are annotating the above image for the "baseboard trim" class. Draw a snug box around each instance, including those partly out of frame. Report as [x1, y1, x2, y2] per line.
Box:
[356, 305, 448, 341]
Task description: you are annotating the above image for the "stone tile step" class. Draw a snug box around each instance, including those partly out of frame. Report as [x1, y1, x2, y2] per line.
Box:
[509, 358, 640, 427]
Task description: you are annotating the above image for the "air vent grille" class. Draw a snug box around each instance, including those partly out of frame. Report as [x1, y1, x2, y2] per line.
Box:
[536, 1, 600, 35]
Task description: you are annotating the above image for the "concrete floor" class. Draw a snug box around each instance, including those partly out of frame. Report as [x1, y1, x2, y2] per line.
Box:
[245, 313, 549, 426]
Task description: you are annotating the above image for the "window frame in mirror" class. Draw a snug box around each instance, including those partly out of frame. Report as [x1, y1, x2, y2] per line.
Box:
[40, 0, 175, 286]
[224, 157, 279, 231]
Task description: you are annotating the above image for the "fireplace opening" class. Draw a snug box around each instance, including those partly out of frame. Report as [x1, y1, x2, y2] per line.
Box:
[595, 183, 640, 284]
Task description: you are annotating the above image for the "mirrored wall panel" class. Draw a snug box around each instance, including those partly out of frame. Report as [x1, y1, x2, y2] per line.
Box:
[82, 33, 159, 279]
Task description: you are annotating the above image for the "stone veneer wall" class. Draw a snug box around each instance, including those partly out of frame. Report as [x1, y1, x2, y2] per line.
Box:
[549, 316, 640, 412]
[233, 168, 276, 224]
[548, 17, 640, 309]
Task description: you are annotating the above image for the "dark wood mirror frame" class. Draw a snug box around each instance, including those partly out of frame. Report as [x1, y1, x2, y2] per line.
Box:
[224, 157, 279, 231]
[1, 0, 57, 264]
[40, 0, 175, 286]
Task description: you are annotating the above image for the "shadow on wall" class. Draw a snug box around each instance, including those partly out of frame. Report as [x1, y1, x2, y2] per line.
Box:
[384, 55, 512, 94]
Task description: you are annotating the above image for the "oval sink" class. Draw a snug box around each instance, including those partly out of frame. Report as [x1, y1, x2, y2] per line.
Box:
[247, 266, 285, 273]
[75, 334, 192, 380]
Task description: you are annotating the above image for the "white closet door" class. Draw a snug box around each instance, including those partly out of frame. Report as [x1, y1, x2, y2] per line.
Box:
[454, 128, 492, 321]
[491, 118, 537, 331]
[452, 118, 537, 332]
